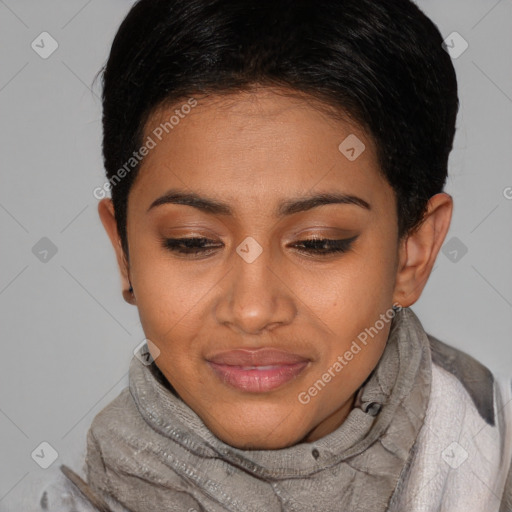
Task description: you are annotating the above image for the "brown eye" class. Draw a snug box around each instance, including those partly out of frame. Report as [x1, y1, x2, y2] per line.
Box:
[161, 237, 223, 256]
[291, 235, 358, 255]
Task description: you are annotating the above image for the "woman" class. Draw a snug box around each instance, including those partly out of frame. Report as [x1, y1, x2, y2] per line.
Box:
[33, 0, 512, 510]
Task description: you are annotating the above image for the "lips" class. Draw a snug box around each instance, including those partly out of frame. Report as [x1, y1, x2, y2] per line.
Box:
[208, 348, 309, 366]
[206, 348, 310, 393]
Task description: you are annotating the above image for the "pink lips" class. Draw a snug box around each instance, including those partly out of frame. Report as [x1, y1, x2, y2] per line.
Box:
[207, 348, 310, 393]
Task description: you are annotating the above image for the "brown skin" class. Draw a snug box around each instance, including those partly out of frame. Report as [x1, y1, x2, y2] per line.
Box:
[98, 87, 452, 449]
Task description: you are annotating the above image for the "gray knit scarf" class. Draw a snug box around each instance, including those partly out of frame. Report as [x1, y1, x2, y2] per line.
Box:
[84, 307, 432, 511]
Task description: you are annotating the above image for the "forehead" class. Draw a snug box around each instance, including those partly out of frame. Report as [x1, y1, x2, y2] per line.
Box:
[131, 87, 392, 216]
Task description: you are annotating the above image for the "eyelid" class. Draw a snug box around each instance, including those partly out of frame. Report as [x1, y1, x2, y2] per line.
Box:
[285, 224, 359, 239]
[160, 235, 359, 259]
[161, 234, 357, 245]
[289, 234, 358, 251]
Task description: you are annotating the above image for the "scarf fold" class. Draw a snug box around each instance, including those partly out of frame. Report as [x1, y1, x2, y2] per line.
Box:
[85, 307, 432, 512]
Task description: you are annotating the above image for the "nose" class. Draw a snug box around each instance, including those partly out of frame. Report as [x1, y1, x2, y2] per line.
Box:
[214, 245, 297, 335]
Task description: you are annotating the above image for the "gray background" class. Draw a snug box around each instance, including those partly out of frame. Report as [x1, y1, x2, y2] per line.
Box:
[0, 0, 511, 508]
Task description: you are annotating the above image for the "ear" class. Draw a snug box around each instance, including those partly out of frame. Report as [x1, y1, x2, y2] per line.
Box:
[392, 192, 453, 308]
[97, 198, 136, 305]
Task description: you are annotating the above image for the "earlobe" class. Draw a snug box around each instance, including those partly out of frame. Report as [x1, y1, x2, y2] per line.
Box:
[97, 198, 135, 305]
[121, 284, 136, 304]
[392, 193, 453, 307]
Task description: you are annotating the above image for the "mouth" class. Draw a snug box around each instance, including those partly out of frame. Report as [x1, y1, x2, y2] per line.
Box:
[206, 348, 310, 393]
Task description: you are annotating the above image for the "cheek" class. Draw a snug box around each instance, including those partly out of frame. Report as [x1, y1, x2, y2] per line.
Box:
[128, 246, 206, 344]
[297, 240, 397, 327]
[296, 233, 397, 370]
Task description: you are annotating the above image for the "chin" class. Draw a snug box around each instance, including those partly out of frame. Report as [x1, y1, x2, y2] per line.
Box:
[205, 410, 309, 450]
[217, 429, 302, 450]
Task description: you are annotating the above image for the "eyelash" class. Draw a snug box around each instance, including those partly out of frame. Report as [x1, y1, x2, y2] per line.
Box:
[161, 235, 358, 257]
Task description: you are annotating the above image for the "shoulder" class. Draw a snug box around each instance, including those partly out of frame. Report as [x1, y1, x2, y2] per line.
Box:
[85, 386, 145, 484]
[420, 333, 512, 508]
[425, 332, 512, 452]
[85, 385, 153, 473]
[389, 331, 512, 511]
[426, 332, 499, 426]
[83, 376, 208, 510]
[87, 387, 136, 439]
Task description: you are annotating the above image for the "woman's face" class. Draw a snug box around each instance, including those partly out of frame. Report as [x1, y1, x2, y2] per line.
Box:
[113, 88, 405, 449]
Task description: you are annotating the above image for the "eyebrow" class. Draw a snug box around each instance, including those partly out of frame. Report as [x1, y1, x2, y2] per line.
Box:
[147, 189, 371, 216]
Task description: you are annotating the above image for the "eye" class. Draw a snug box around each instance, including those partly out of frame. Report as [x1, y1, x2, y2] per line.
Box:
[161, 237, 223, 257]
[290, 235, 358, 256]
[161, 235, 359, 259]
